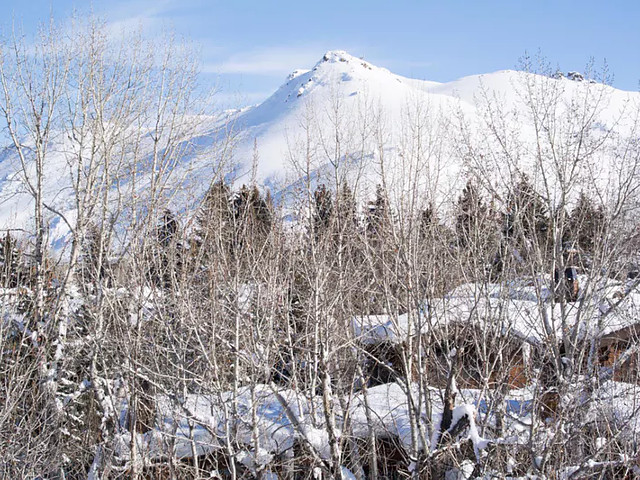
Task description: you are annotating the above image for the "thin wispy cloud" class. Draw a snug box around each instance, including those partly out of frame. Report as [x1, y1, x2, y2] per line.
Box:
[203, 46, 328, 76]
[404, 60, 434, 69]
[103, 0, 202, 39]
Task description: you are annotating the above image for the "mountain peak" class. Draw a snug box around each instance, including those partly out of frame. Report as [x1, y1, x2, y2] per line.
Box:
[275, 50, 386, 101]
[317, 50, 375, 71]
[320, 50, 358, 62]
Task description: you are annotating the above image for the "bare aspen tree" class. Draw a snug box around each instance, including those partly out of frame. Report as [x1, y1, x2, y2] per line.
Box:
[455, 55, 640, 476]
[0, 18, 75, 475]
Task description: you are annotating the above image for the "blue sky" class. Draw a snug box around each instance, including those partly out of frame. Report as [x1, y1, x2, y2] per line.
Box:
[3, 0, 639, 107]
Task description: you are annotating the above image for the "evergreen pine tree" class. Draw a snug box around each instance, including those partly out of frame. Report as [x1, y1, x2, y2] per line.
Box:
[335, 181, 359, 234]
[157, 209, 179, 248]
[419, 203, 436, 240]
[504, 176, 549, 243]
[192, 181, 233, 254]
[230, 184, 274, 266]
[455, 180, 486, 247]
[149, 209, 182, 287]
[568, 191, 606, 254]
[312, 183, 334, 240]
[366, 184, 391, 239]
[363, 184, 398, 313]
[233, 184, 272, 232]
[0, 233, 22, 288]
[454, 180, 504, 282]
[251, 185, 273, 236]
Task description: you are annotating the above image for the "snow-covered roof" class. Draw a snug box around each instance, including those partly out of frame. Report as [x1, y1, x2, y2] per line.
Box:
[353, 278, 640, 347]
[353, 281, 555, 346]
[592, 285, 640, 339]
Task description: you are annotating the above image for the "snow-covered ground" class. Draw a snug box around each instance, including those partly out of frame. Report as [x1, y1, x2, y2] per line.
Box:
[109, 375, 640, 476]
[114, 382, 496, 467]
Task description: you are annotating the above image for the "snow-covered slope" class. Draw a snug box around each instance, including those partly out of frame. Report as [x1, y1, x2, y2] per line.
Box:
[231, 51, 638, 193]
[0, 50, 637, 249]
[229, 50, 472, 197]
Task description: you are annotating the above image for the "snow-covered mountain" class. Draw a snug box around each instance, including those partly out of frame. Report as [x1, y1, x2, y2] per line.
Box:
[230, 50, 636, 191]
[0, 50, 637, 248]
